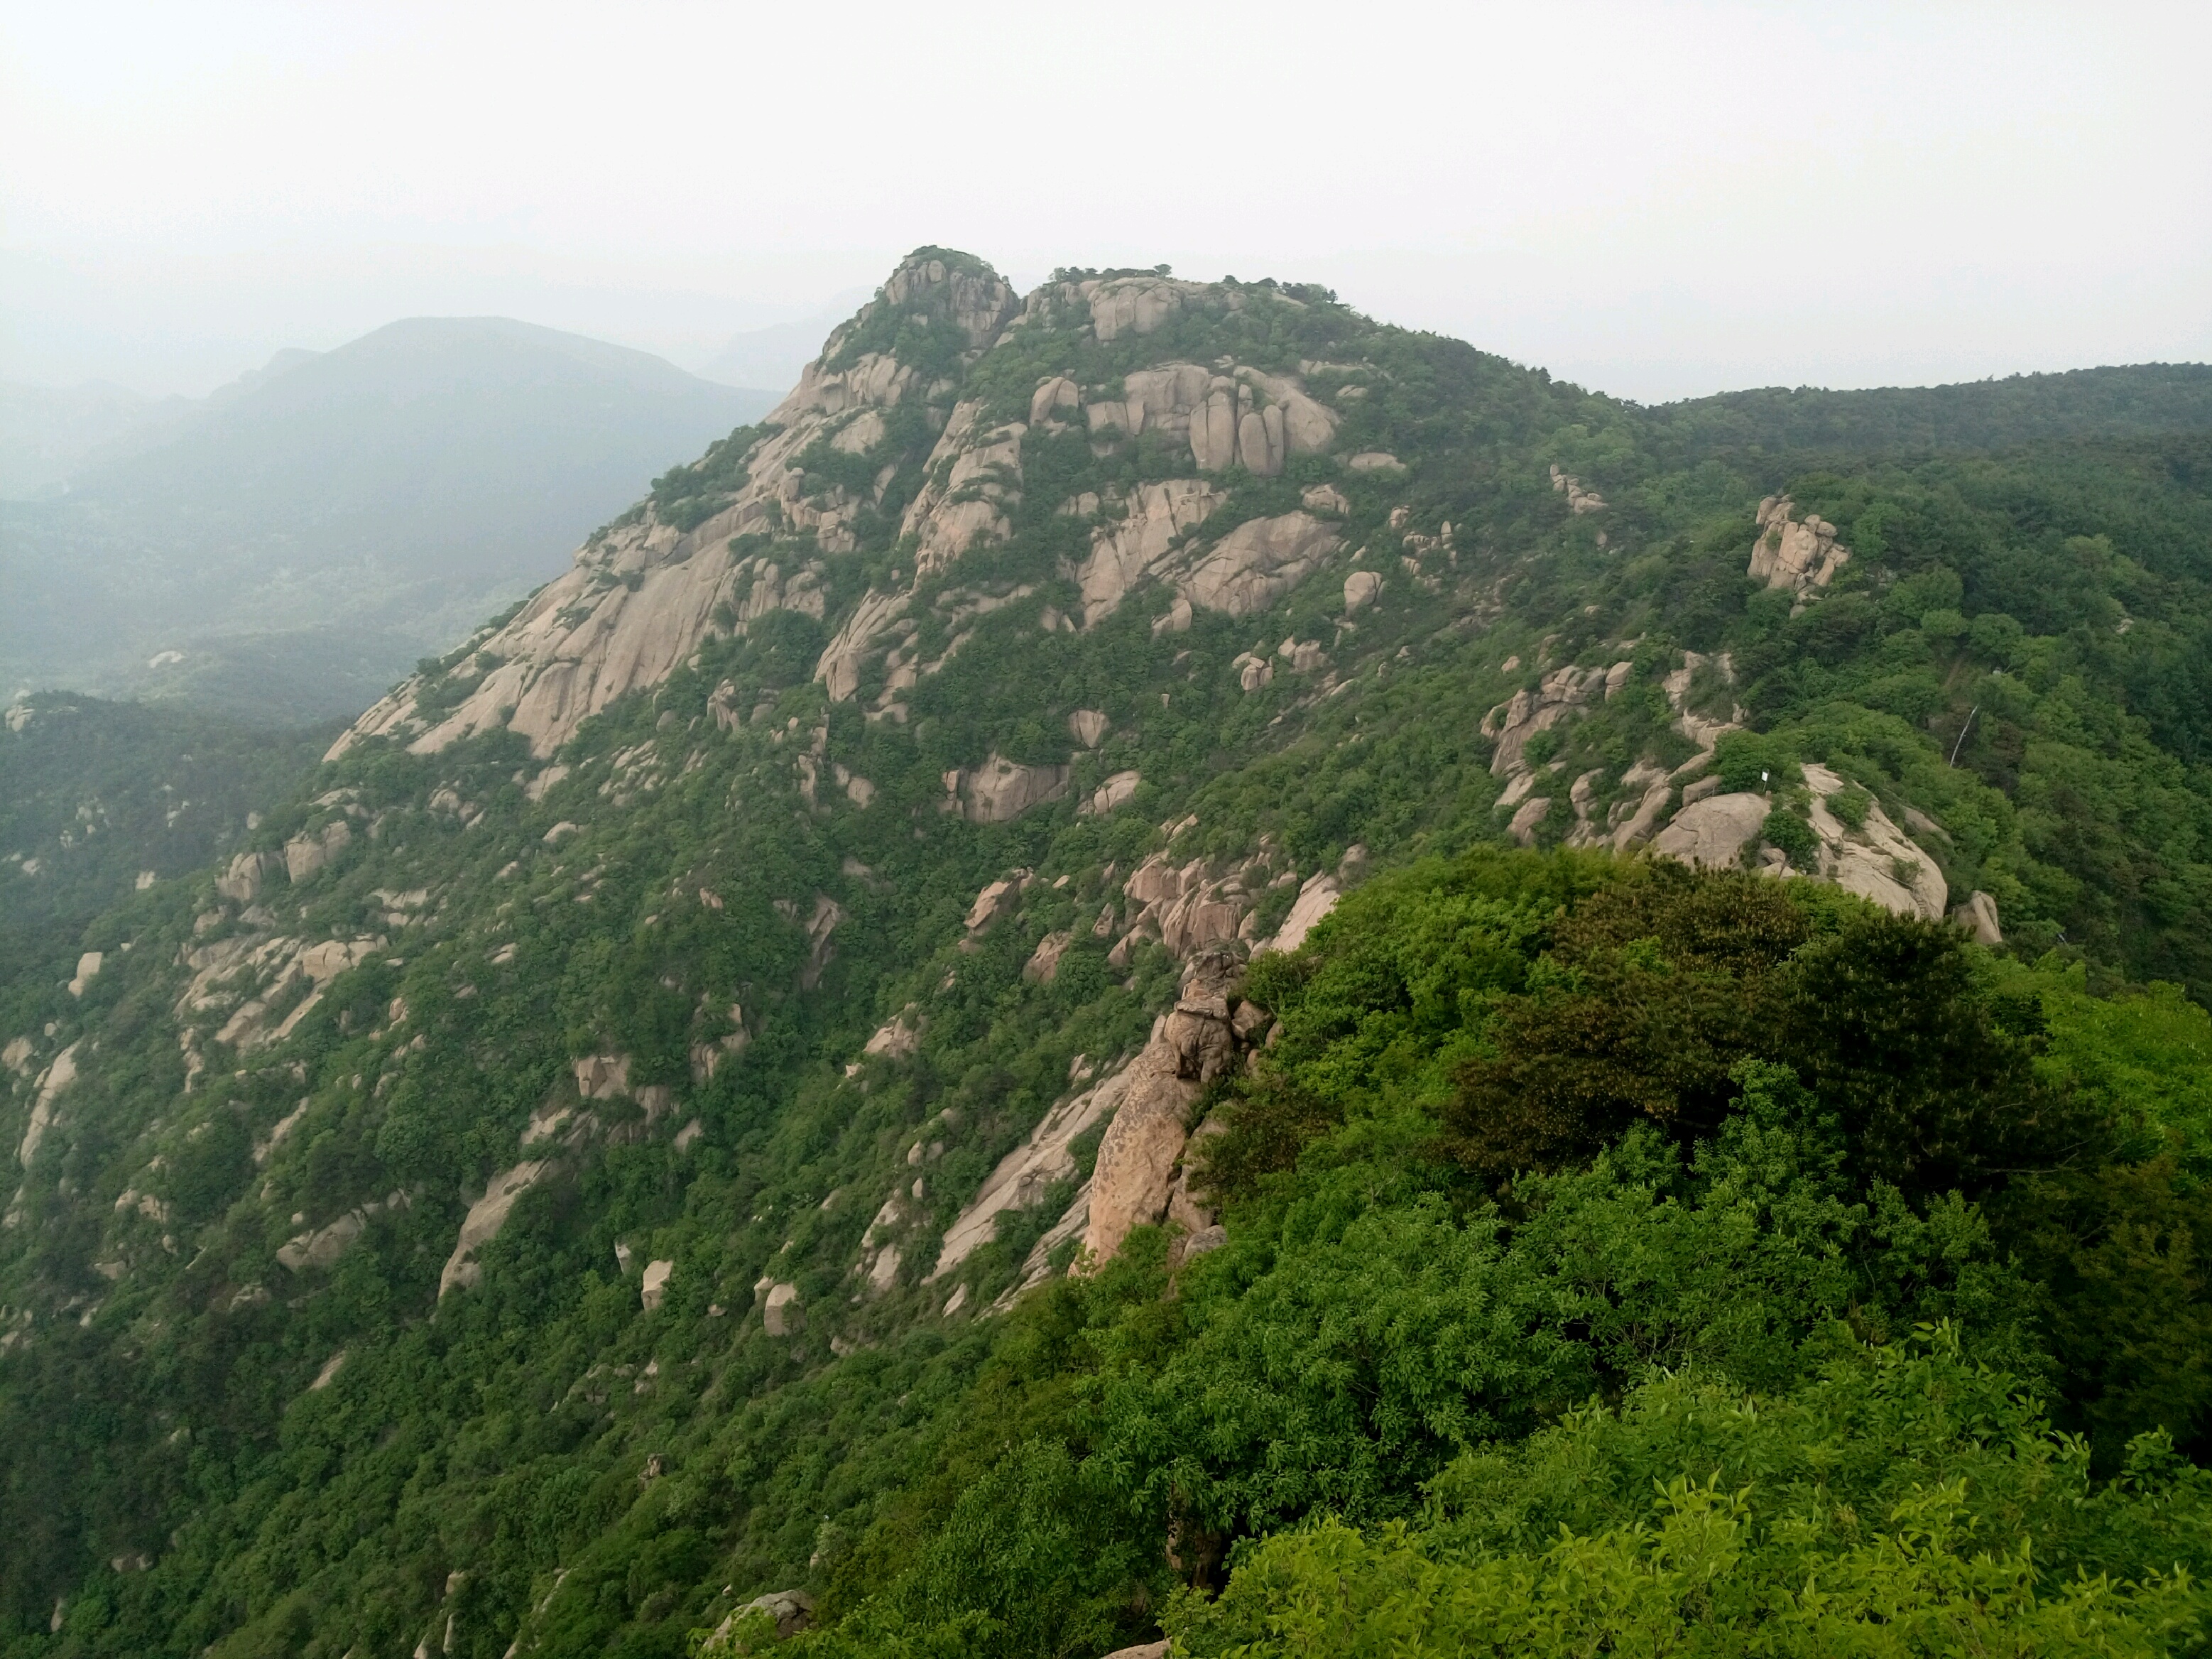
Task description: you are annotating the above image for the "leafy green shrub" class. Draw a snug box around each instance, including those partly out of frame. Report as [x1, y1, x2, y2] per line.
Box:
[1760, 805, 1820, 870]
[1712, 729, 1799, 793]
[1827, 781, 1873, 830]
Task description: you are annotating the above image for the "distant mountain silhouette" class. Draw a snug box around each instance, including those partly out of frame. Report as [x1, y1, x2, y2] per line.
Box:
[0, 317, 778, 718]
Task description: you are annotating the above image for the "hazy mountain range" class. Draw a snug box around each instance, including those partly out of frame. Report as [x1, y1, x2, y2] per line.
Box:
[1, 317, 777, 718]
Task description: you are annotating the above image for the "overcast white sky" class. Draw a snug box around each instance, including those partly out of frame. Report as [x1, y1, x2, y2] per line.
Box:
[4, 0, 2207, 401]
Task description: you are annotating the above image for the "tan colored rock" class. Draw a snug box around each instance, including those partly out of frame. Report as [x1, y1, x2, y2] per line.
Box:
[1650, 792, 1768, 869]
[1610, 778, 1677, 849]
[905, 414, 1025, 576]
[952, 754, 1069, 822]
[1079, 1065, 1202, 1268]
[932, 1067, 1131, 1278]
[1954, 890, 2003, 945]
[439, 1160, 555, 1297]
[1076, 959, 1250, 1270]
[66, 952, 102, 998]
[1190, 384, 1241, 472]
[1348, 451, 1405, 472]
[1075, 479, 1228, 623]
[1089, 276, 1191, 342]
[966, 876, 1025, 932]
[1181, 512, 1340, 618]
[1486, 664, 1608, 775]
[1237, 367, 1339, 455]
[1237, 407, 1285, 475]
[1119, 361, 1212, 437]
[1303, 482, 1350, 515]
[573, 1053, 633, 1099]
[761, 1282, 802, 1335]
[1082, 770, 1143, 816]
[1748, 496, 1850, 596]
[1798, 763, 1947, 922]
[1025, 931, 1075, 983]
[1508, 797, 1553, 845]
[1344, 570, 1383, 613]
[298, 939, 377, 983]
[216, 850, 272, 903]
[1549, 462, 1607, 514]
[1156, 890, 1246, 957]
[1068, 709, 1111, 747]
[17, 1041, 78, 1169]
[285, 820, 352, 884]
[863, 1008, 919, 1059]
[1234, 651, 1275, 691]
[814, 588, 909, 702]
[1028, 376, 1079, 425]
[278, 1194, 405, 1272]
[1258, 872, 1340, 955]
[1, 1037, 31, 1076]
[640, 1259, 673, 1312]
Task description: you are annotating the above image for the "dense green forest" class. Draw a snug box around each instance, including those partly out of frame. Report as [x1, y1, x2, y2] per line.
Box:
[3, 253, 2210, 1658]
[0, 695, 334, 931]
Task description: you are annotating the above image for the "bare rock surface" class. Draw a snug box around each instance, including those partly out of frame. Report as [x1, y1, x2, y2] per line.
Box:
[1258, 873, 1340, 955]
[949, 754, 1068, 823]
[932, 1067, 1132, 1278]
[1748, 495, 1851, 597]
[1180, 512, 1341, 618]
[1650, 792, 1770, 869]
[440, 1160, 555, 1298]
[1954, 889, 2003, 944]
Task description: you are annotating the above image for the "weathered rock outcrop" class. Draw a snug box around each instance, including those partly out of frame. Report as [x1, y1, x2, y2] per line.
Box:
[326, 254, 1362, 768]
[930, 1067, 1131, 1279]
[1953, 889, 2003, 944]
[1258, 872, 1341, 955]
[277, 1190, 408, 1272]
[16, 1041, 78, 1171]
[1075, 953, 1248, 1268]
[285, 820, 352, 883]
[440, 1160, 555, 1297]
[330, 252, 1008, 762]
[1549, 462, 1606, 514]
[216, 850, 276, 903]
[946, 754, 1069, 823]
[1077, 479, 1228, 624]
[902, 402, 1024, 575]
[1183, 512, 1341, 618]
[1648, 763, 1946, 921]
[1748, 495, 1850, 597]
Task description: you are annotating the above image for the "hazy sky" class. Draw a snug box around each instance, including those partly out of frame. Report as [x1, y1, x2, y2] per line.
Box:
[4, 0, 2207, 401]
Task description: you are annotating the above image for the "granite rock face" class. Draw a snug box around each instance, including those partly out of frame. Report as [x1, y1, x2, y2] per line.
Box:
[1748, 495, 1851, 597]
[329, 253, 1361, 766]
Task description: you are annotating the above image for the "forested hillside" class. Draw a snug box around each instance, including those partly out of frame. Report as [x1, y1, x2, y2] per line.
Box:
[2, 251, 2209, 1659]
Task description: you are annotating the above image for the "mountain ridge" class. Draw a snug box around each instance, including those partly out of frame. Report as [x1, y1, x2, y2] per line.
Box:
[4, 246, 2212, 1658]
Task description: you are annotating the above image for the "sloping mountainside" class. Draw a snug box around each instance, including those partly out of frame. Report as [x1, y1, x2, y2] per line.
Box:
[0, 695, 334, 934]
[3, 250, 2212, 1659]
[0, 320, 775, 720]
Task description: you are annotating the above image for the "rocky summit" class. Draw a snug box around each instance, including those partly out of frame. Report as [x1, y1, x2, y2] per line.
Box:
[4, 249, 2212, 1659]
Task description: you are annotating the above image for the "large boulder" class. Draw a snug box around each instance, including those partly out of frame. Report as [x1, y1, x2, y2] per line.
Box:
[1181, 512, 1340, 618]
[950, 754, 1069, 823]
[1650, 792, 1768, 869]
[1748, 495, 1850, 596]
[284, 820, 352, 884]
